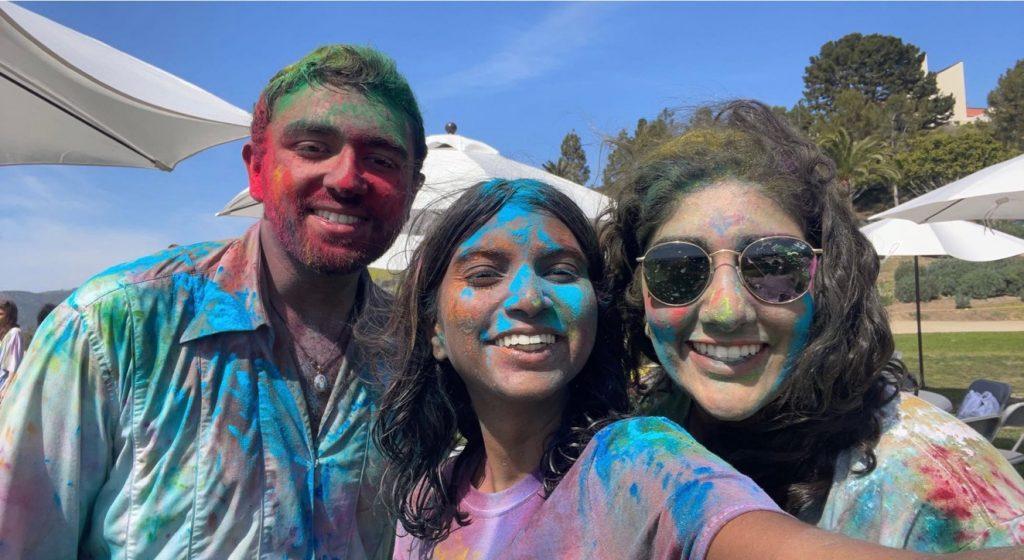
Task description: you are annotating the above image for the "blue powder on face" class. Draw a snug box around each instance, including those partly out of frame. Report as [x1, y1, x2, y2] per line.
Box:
[459, 198, 591, 341]
[775, 292, 814, 390]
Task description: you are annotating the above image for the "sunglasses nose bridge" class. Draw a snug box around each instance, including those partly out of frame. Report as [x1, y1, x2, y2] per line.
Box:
[699, 255, 758, 332]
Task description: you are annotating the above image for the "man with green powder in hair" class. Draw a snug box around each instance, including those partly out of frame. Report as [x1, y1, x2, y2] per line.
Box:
[0, 45, 426, 558]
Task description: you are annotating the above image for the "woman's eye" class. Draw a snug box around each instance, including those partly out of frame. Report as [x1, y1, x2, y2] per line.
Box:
[546, 265, 581, 282]
[465, 268, 503, 286]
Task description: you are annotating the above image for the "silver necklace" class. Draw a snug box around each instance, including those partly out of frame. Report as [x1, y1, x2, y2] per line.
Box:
[267, 296, 346, 395]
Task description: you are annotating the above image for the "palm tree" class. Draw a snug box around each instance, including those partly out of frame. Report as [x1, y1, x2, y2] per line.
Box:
[542, 158, 572, 179]
[819, 127, 901, 205]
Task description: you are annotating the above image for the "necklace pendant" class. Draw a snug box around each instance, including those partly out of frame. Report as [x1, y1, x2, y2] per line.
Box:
[314, 373, 330, 394]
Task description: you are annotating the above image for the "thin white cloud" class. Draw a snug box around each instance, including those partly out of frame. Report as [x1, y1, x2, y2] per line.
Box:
[0, 168, 110, 218]
[0, 217, 168, 291]
[0, 169, 251, 291]
[421, 4, 615, 101]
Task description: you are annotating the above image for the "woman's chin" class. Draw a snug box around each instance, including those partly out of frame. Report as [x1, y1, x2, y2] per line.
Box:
[702, 403, 760, 422]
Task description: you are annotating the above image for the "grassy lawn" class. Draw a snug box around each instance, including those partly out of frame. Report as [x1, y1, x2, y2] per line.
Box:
[895, 331, 1024, 473]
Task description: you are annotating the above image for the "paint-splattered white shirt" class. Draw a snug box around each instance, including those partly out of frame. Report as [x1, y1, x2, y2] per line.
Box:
[811, 393, 1024, 551]
[0, 226, 394, 559]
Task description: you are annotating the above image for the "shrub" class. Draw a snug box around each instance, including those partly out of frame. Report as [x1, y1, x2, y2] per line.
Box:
[955, 292, 972, 309]
[960, 268, 1008, 299]
[892, 256, 1024, 302]
[894, 267, 940, 303]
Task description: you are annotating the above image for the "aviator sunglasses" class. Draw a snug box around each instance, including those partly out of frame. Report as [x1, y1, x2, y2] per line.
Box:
[637, 236, 823, 306]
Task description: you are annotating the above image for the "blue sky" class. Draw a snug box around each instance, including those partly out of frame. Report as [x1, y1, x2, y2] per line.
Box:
[2, 1, 1022, 291]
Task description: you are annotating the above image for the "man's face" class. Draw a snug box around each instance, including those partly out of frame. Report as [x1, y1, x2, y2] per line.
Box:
[245, 85, 420, 274]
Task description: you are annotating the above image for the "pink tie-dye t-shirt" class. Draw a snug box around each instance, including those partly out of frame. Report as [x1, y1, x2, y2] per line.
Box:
[394, 416, 781, 560]
[394, 470, 546, 560]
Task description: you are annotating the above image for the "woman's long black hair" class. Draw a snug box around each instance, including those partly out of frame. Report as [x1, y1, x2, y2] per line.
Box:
[601, 100, 903, 517]
[363, 179, 630, 545]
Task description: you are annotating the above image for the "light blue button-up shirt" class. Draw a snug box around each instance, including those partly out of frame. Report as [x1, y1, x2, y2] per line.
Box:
[0, 225, 394, 559]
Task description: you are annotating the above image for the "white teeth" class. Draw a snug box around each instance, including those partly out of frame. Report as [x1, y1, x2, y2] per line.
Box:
[691, 342, 763, 362]
[314, 210, 362, 225]
[496, 333, 557, 348]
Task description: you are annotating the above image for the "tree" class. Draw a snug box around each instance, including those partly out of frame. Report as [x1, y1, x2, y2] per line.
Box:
[600, 109, 682, 195]
[802, 33, 954, 141]
[893, 126, 1016, 200]
[818, 127, 900, 205]
[988, 59, 1024, 151]
[542, 130, 590, 185]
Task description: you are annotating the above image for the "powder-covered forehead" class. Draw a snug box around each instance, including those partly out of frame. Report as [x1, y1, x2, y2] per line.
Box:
[456, 201, 563, 260]
[270, 84, 410, 150]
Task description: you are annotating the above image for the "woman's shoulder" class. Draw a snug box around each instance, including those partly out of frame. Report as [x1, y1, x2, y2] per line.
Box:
[580, 416, 746, 487]
[589, 417, 698, 456]
[821, 392, 1024, 550]
[878, 392, 1010, 465]
[512, 416, 778, 559]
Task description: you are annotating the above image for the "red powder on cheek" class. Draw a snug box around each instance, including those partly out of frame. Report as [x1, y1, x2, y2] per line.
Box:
[644, 292, 695, 331]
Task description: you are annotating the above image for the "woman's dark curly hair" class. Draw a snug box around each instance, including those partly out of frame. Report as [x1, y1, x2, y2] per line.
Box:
[601, 100, 903, 517]
[365, 178, 630, 545]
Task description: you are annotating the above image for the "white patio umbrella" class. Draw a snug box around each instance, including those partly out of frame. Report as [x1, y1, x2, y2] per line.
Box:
[0, 2, 251, 170]
[861, 218, 1024, 387]
[870, 153, 1024, 223]
[218, 131, 612, 222]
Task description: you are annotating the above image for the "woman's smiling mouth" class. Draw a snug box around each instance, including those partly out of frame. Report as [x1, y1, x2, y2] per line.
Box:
[493, 333, 558, 353]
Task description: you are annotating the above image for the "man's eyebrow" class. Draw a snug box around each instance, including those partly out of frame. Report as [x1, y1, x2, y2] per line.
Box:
[280, 120, 409, 160]
[281, 120, 339, 138]
[360, 136, 409, 161]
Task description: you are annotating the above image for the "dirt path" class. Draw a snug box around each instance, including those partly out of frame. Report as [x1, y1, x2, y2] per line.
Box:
[890, 321, 1024, 334]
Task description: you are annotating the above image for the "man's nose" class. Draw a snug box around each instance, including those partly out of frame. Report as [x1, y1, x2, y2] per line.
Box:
[324, 146, 368, 196]
[699, 258, 757, 333]
[504, 266, 553, 317]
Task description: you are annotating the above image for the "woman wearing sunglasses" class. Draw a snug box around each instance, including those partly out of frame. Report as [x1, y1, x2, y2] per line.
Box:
[367, 178, 1022, 559]
[603, 100, 1024, 552]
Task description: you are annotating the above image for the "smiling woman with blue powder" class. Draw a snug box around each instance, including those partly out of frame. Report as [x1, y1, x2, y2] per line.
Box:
[365, 178, 1021, 559]
[603, 100, 1024, 551]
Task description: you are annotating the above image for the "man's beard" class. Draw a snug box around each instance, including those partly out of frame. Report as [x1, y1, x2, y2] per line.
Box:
[266, 202, 402, 276]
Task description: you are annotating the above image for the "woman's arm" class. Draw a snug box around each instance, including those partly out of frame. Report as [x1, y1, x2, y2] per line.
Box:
[709, 511, 1023, 560]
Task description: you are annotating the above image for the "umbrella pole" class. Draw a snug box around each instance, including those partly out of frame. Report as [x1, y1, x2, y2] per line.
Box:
[914, 256, 925, 388]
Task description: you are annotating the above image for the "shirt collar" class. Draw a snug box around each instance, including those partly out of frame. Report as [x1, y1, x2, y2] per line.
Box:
[180, 224, 269, 343]
[179, 225, 384, 344]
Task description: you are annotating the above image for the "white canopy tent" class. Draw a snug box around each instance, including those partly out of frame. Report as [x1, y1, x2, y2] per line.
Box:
[218, 132, 611, 223]
[861, 218, 1024, 387]
[0, 1, 250, 170]
[870, 153, 1024, 224]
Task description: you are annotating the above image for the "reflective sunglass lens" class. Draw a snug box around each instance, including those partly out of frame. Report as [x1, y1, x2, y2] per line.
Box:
[740, 238, 814, 303]
[643, 243, 711, 305]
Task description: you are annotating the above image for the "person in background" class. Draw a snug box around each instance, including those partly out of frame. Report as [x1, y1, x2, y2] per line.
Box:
[0, 299, 24, 394]
[22, 302, 59, 346]
[602, 99, 1024, 552]
[371, 178, 1021, 560]
[0, 44, 425, 558]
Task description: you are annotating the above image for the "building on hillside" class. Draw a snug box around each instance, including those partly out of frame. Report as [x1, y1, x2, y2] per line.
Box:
[923, 55, 989, 125]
